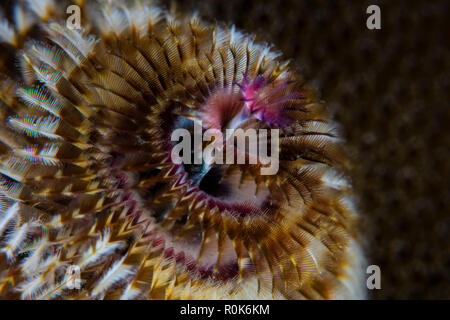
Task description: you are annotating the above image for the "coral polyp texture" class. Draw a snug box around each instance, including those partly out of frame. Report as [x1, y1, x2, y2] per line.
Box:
[0, 0, 365, 299]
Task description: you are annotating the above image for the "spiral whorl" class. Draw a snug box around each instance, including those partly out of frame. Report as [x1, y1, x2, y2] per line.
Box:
[0, 0, 365, 299]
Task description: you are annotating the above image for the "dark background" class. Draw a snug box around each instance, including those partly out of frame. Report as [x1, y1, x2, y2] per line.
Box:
[159, 0, 449, 299]
[0, 0, 448, 299]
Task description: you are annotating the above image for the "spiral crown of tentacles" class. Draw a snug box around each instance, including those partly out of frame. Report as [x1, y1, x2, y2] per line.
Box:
[0, 0, 365, 299]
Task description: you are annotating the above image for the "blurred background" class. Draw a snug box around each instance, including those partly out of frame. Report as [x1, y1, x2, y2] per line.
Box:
[159, 0, 449, 299]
